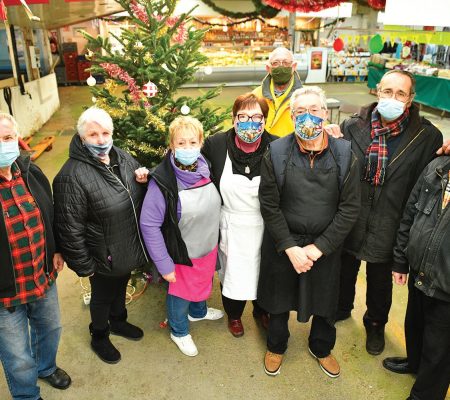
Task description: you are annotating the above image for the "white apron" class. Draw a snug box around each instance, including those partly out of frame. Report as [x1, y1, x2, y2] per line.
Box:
[218, 153, 264, 300]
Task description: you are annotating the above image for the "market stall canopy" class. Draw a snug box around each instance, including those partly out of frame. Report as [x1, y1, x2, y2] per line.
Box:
[3, 0, 123, 29]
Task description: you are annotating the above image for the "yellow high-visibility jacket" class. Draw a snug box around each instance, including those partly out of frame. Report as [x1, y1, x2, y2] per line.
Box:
[253, 71, 303, 137]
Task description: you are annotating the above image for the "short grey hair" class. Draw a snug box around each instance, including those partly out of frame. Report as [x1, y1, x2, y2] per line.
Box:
[290, 86, 328, 112]
[77, 107, 114, 137]
[0, 113, 20, 137]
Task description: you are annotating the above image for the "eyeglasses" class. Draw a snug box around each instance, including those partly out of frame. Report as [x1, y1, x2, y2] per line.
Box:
[236, 114, 264, 123]
[378, 88, 411, 103]
[292, 107, 324, 116]
[270, 61, 292, 68]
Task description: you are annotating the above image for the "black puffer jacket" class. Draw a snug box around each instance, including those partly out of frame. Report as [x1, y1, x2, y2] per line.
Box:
[53, 135, 148, 277]
[393, 156, 450, 302]
[0, 156, 57, 298]
[342, 103, 443, 263]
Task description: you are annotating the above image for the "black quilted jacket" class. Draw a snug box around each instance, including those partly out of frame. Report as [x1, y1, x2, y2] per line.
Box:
[53, 135, 148, 277]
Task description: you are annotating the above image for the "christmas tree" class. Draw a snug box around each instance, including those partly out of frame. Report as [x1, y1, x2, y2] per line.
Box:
[82, 0, 229, 167]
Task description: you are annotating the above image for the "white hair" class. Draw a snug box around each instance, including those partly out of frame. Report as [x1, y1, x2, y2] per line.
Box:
[268, 47, 294, 63]
[0, 113, 20, 137]
[77, 107, 114, 137]
[290, 86, 328, 111]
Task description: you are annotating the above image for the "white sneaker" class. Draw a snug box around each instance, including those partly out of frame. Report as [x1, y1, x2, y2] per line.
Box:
[170, 333, 198, 357]
[188, 307, 224, 322]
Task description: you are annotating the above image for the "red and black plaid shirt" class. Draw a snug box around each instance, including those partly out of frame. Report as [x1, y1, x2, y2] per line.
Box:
[0, 162, 53, 308]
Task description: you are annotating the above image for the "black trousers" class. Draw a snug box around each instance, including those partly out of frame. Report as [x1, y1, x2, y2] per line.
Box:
[338, 251, 393, 325]
[221, 295, 267, 320]
[405, 277, 450, 400]
[267, 312, 336, 358]
[89, 273, 131, 331]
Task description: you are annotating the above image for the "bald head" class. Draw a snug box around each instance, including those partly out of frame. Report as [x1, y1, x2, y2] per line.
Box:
[268, 47, 294, 64]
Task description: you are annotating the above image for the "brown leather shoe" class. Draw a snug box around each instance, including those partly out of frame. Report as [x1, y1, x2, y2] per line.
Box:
[253, 311, 270, 330]
[309, 348, 340, 378]
[228, 318, 244, 337]
[264, 351, 283, 376]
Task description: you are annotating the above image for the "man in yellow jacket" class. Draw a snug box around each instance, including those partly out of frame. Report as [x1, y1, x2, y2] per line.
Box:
[253, 47, 303, 137]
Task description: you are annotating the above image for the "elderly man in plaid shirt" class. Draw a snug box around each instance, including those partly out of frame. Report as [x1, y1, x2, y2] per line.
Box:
[0, 113, 71, 400]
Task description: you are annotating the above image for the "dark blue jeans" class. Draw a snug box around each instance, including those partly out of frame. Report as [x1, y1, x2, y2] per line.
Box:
[0, 284, 62, 400]
[166, 294, 207, 337]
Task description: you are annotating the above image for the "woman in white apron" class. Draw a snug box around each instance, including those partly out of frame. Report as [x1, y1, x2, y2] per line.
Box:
[140, 116, 223, 357]
[202, 93, 278, 337]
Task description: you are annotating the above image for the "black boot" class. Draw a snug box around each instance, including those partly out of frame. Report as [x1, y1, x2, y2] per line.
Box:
[89, 323, 121, 364]
[364, 321, 385, 355]
[110, 310, 144, 341]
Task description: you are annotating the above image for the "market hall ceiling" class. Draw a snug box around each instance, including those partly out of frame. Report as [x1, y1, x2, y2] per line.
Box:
[3, 0, 124, 29]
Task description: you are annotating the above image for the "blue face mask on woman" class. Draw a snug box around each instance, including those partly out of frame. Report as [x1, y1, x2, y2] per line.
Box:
[294, 113, 323, 141]
[0, 140, 20, 168]
[84, 140, 113, 159]
[376, 98, 405, 121]
[175, 147, 201, 166]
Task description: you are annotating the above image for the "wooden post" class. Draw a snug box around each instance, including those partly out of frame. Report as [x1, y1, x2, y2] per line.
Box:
[4, 19, 18, 84]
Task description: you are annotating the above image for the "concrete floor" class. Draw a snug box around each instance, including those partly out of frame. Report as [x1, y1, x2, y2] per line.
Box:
[1, 83, 449, 400]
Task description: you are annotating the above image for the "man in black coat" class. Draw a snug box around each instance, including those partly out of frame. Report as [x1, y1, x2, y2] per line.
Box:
[258, 86, 360, 378]
[0, 113, 71, 399]
[383, 156, 450, 400]
[337, 70, 445, 356]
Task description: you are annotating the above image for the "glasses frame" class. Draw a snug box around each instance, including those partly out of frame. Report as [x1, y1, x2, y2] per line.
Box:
[270, 61, 293, 68]
[292, 107, 325, 117]
[377, 88, 411, 103]
[236, 114, 264, 123]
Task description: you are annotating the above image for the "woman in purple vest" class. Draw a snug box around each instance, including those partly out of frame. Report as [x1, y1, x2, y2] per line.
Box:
[140, 116, 223, 357]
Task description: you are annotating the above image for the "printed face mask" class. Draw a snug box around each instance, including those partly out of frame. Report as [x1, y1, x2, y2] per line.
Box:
[0, 140, 20, 168]
[294, 113, 324, 141]
[84, 140, 113, 159]
[174, 147, 200, 166]
[376, 98, 405, 121]
[235, 121, 263, 143]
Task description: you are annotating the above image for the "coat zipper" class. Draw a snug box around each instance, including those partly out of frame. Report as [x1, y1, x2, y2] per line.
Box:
[105, 164, 149, 263]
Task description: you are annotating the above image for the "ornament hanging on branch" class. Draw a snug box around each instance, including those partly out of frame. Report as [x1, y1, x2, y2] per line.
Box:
[143, 81, 158, 98]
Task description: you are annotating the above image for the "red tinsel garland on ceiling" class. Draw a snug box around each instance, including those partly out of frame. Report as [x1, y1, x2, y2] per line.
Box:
[367, 0, 386, 10]
[264, 0, 345, 12]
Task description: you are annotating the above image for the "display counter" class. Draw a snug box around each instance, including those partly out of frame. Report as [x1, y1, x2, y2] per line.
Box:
[368, 67, 450, 113]
[188, 64, 308, 87]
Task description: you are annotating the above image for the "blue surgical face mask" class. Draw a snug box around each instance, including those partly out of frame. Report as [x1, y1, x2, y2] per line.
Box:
[83, 140, 113, 159]
[377, 98, 405, 121]
[174, 147, 200, 166]
[294, 113, 323, 141]
[235, 121, 264, 143]
[0, 140, 20, 168]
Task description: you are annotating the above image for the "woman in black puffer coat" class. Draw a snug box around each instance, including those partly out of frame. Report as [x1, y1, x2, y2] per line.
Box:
[53, 107, 148, 364]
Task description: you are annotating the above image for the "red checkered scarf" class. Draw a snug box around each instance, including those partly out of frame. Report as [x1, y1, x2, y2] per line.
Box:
[363, 107, 410, 186]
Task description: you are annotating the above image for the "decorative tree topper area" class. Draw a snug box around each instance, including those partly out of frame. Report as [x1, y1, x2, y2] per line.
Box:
[82, 0, 229, 167]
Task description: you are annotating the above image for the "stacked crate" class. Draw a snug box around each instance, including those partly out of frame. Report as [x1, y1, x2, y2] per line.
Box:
[62, 42, 79, 83]
[77, 56, 91, 82]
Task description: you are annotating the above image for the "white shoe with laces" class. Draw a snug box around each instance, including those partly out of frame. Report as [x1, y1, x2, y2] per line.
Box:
[170, 333, 198, 357]
[188, 307, 224, 322]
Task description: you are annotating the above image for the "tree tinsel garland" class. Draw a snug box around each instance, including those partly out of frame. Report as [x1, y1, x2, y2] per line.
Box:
[200, 0, 280, 19]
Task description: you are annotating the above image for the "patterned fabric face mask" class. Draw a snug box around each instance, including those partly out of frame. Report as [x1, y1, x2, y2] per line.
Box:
[294, 113, 323, 141]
